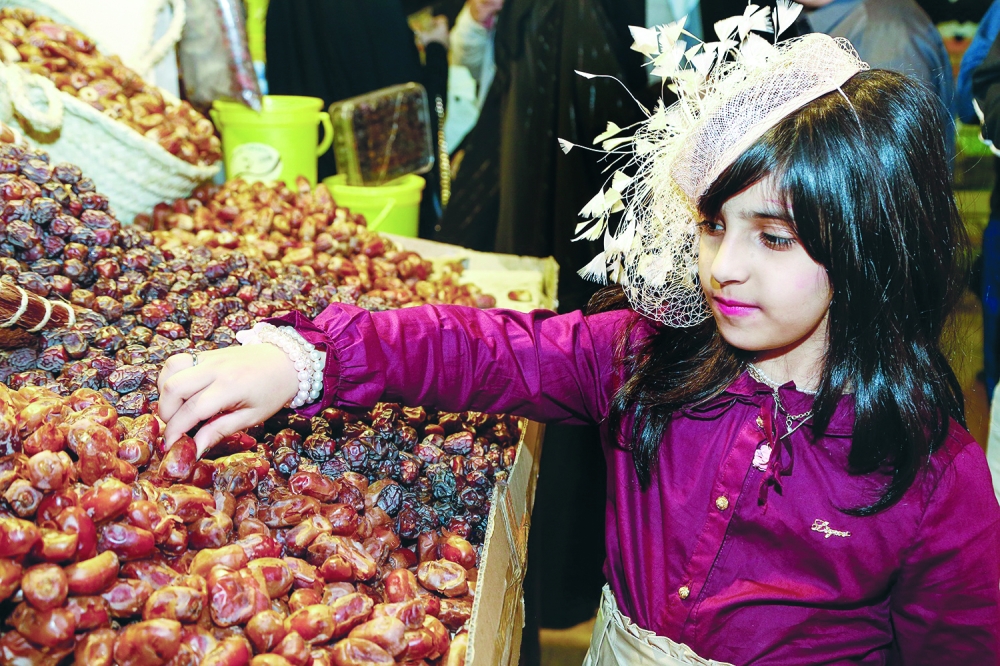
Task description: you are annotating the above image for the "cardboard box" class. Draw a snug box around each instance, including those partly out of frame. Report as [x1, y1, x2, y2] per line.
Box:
[467, 419, 545, 665]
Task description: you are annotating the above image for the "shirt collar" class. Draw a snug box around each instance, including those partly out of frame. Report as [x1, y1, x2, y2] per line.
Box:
[688, 371, 855, 437]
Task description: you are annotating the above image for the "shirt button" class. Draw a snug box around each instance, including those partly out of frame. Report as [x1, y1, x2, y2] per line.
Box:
[715, 496, 729, 511]
[756, 415, 764, 428]
[678, 586, 690, 600]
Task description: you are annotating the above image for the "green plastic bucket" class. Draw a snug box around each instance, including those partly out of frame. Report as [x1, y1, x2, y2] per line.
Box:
[324, 174, 425, 237]
[211, 96, 333, 187]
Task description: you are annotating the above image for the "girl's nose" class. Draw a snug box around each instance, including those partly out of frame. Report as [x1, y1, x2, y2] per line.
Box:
[710, 233, 751, 288]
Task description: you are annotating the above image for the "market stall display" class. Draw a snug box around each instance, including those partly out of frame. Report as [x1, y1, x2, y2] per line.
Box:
[0, 139, 495, 398]
[142, 178, 496, 312]
[0, 131, 538, 665]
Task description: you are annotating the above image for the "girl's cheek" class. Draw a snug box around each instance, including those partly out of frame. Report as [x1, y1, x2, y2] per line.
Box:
[794, 275, 816, 292]
[787, 274, 833, 314]
[789, 261, 829, 293]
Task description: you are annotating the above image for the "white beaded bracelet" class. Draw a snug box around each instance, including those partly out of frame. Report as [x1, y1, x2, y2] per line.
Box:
[236, 323, 325, 409]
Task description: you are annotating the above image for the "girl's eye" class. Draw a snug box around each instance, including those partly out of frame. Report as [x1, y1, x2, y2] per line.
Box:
[699, 219, 724, 234]
[761, 232, 796, 250]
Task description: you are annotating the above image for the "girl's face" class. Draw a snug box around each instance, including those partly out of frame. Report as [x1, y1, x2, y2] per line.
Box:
[698, 177, 832, 361]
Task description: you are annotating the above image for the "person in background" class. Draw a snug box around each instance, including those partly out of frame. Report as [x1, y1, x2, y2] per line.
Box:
[451, 0, 503, 109]
[958, 1, 1000, 402]
[796, 0, 956, 157]
[443, 0, 503, 160]
[432, 4, 647, 663]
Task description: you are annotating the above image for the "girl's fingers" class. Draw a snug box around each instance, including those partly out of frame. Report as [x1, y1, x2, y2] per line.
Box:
[157, 344, 300, 455]
[157, 362, 217, 424]
[157, 351, 195, 395]
[193, 409, 263, 459]
[162, 385, 236, 448]
[158, 347, 238, 415]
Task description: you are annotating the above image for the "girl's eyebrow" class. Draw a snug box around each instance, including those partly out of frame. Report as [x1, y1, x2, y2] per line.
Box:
[742, 207, 794, 222]
[755, 211, 793, 221]
[751, 198, 794, 222]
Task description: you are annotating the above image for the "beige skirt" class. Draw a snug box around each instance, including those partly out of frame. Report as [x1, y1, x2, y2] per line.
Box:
[581, 586, 735, 666]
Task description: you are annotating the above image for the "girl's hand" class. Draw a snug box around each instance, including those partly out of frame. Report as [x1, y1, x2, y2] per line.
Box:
[157, 344, 301, 458]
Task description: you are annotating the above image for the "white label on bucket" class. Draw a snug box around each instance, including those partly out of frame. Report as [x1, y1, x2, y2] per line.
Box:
[230, 143, 283, 183]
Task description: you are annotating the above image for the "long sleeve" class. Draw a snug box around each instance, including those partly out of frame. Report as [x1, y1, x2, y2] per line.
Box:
[450, 5, 491, 81]
[269, 303, 640, 425]
[957, 0, 1000, 124]
[423, 42, 449, 106]
[888, 440, 1000, 663]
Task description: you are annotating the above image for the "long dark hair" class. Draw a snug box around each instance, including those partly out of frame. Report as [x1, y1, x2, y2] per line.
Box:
[591, 70, 968, 515]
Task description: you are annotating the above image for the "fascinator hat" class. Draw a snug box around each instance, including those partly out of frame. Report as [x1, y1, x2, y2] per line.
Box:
[564, 1, 868, 327]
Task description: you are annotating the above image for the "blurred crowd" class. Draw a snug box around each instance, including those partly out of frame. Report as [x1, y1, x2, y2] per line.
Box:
[262, 1, 999, 663]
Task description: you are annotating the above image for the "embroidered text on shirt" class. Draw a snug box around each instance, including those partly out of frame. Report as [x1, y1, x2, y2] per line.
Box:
[811, 519, 851, 539]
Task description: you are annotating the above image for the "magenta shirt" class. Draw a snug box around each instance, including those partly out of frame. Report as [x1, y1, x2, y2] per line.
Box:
[273, 303, 1000, 664]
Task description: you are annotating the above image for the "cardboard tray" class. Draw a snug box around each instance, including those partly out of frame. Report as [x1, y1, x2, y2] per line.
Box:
[381, 236, 555, 662]
[466, 419, 545, 665]
[384, 234, 560, 313]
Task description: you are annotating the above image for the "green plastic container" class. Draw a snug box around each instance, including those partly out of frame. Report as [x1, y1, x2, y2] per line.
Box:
[211, 96, 333, 186]
[245, 0, 269, 63]
[324, 173, 425, 237]
[329, 83, 435, 186]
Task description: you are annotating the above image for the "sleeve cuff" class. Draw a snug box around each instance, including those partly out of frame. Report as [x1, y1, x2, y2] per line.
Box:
[266, 304, 387, 417]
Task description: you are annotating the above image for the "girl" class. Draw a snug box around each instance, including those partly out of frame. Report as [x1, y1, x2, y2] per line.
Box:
[157, 16, 1000, 665]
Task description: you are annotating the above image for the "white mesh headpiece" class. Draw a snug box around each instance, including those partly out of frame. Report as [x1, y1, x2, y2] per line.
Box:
[564, 3, 868, 327]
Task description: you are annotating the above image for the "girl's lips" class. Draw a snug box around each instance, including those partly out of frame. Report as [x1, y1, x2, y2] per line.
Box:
[713, 296, 759, 317]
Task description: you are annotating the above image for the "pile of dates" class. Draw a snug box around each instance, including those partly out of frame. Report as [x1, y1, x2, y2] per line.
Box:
[0, 128, 519, 665]
[140, 178, 496, 311]
[0, 141, 114, 266]
[0, 145, 493, 412]
[0, 383, 521, 665]
[0, 8, 221, 167]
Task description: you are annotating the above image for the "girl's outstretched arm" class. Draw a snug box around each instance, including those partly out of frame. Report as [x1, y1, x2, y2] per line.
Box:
[158, 303, 638, 455]
[889, 437, 1000, 662]
[279, 303, 633, 422]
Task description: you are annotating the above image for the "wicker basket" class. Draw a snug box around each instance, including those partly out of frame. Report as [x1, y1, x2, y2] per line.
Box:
[0, 0, 219, 224]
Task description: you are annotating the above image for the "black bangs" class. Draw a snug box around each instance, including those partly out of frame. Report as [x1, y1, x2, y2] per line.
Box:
[698, 137, 782, 225]
[591, 70, 967, 514]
